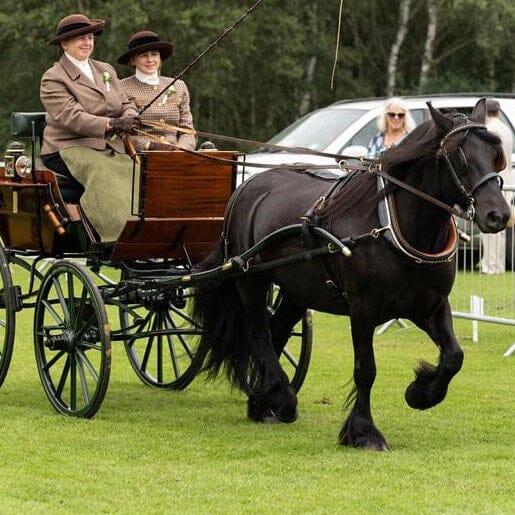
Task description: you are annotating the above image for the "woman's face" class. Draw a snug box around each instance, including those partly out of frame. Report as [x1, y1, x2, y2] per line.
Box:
[385, 104, 406, 131]
[61, 33, 94, 60]
[132, 51, 162, 74]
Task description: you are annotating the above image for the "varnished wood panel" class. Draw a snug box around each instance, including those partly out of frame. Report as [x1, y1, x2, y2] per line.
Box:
[138, 151, 236, 218]
[111, 217, 224, 260]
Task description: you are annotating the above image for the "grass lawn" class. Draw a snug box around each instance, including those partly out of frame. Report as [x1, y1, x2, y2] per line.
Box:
[0, 306, 513, 514]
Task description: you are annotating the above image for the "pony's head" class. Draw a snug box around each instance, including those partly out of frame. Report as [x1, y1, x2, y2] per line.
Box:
[429, 98, 509, 232]
[383, 99, 509, 233]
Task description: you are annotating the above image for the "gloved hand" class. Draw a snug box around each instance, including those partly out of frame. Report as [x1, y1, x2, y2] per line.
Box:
[109, 114, 141, 132]
[147, 141, 175, 151]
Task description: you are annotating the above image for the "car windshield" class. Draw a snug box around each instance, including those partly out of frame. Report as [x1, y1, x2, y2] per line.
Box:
[263, 108, 366, 152]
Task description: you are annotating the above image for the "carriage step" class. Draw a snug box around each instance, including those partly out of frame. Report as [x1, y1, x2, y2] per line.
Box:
[9, 285, 23, 312]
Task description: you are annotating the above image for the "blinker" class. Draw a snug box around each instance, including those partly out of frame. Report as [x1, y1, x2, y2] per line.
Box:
[446, 147, 467, 177]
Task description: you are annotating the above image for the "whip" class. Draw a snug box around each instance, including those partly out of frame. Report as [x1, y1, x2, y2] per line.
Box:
[139, 0, 265, 115]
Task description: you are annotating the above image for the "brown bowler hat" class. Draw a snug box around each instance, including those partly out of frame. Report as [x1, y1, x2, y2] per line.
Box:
[117, 31, 174, 65]
[47, 14, 105, 46]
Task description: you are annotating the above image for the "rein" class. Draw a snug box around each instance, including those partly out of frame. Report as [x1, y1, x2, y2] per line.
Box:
[134, 120, 495, 221]
[140, 120, 355, 162]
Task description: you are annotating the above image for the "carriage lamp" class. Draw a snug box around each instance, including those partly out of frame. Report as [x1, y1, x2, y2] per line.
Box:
[4, 141, 32, 180]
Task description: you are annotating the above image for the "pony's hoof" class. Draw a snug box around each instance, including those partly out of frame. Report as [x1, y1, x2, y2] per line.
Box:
[261, 410, 280, 424]
[365, 441, 388, 452]
[338, 428, 388, 451]
[405, 382, 424, 409]
[405, 381, 445, 410]
[339, 434, 388, 452]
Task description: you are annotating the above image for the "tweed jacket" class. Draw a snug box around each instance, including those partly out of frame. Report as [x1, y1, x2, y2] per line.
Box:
[40, 56, 138, 155]
[120, 75, 197, 151]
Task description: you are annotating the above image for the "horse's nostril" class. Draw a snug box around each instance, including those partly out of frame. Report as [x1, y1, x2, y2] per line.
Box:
[486, 210, 509, 230]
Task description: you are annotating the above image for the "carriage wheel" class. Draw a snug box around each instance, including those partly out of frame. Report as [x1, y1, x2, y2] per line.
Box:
[119, 283, 312, 393]
[270, 290, 313, 393]
[0, 246, 16, 388]
[34, 260, 111, 418]
[119, 287, 202, 389]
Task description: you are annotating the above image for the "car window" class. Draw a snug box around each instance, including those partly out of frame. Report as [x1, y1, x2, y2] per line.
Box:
[340, 108, 427, 152]
[266, 109, 366, 152]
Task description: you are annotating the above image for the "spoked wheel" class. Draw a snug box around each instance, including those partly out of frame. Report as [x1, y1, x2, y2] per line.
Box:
[34, 260, 111, 418]
[272, 299, 313, 393]
[245, 285, 313, 394]
[0, 246, 16, 388]
[119, 286, 202, 389]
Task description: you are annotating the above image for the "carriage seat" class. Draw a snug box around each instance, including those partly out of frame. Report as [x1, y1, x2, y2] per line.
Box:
[10, 112, 83, 203]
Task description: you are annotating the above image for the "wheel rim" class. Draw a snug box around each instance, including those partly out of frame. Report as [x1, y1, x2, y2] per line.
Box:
[245, 286, 313, 394]
[34, 260, 111, 417]
[280, 309, 312, 393]
[120, 288, 202, 389]
[269, 286, 313, 392]
[0, 246, 16, 388]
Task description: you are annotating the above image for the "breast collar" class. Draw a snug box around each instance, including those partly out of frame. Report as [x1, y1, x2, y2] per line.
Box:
[377, 175, 458, 265]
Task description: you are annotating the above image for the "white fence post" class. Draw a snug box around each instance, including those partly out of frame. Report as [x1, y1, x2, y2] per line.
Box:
[470, 295, 484, 343]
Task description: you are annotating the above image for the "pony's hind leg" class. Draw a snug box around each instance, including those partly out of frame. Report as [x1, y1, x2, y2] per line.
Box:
[406, 300, 464, 410]
[237, 279, 298, 424]
[339, 315, 387, 451]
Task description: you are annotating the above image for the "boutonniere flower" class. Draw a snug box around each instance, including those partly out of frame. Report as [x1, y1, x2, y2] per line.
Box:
[102, 72, 111, 92]
[160, 85, 175, 105]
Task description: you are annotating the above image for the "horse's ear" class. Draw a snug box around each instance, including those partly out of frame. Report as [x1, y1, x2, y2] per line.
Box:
[471, 98, 487, 123]
[427, 101, 452, 132]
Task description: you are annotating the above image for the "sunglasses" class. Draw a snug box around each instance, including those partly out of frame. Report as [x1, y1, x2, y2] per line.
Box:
[387, 112, 406, 119]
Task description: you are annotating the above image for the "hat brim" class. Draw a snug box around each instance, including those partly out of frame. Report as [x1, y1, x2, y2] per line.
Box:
[117, 42, 174, 65]
[47, 19, 105, 45]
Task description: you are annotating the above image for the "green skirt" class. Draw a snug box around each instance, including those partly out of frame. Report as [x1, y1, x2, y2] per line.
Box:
[61, 148, 137, 243]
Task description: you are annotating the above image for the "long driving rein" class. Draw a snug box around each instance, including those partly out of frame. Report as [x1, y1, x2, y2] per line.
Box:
[137, 119, 498, 222]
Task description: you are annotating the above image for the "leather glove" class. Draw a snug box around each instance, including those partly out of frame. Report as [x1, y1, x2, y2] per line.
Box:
[147, 141, 175, 151]
[109, 114, 141, 132]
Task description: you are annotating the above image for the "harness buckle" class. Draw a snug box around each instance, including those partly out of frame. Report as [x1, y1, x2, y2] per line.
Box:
[466, 200, 476, 221]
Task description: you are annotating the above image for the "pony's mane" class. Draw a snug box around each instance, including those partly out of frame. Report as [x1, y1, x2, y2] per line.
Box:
[380, 120, 439, 178]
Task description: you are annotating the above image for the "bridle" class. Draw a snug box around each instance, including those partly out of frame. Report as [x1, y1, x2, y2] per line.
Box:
[438, 118, 503, 220]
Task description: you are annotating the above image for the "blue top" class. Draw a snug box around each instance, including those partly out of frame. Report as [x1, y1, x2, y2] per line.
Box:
[367, 132, 386, 158]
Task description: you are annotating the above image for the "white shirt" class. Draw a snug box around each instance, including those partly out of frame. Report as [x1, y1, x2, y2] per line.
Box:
[487, 116, 514, 187]
[65, 52, 94, 82]
[135, 69, 160, 86]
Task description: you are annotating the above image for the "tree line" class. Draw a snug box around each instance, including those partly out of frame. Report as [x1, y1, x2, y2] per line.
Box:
[0, 0, 513, 152]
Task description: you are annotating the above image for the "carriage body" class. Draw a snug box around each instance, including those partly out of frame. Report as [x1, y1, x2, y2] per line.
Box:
[0, 112, 312, 418]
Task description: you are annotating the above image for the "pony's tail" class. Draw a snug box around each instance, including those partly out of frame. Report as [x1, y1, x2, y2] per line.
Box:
[190, 242, 252, 390]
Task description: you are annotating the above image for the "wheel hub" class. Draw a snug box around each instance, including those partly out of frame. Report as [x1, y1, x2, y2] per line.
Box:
[45, 329, 76, 352]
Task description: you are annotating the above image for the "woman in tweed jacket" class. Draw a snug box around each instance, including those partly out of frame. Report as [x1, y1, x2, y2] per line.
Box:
[118, 31, 197, 152]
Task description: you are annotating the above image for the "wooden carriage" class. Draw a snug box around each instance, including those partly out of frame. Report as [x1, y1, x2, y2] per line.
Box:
[0, 112, 312, 418]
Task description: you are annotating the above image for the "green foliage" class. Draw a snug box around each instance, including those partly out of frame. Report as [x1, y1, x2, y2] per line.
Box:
[0, 0, 513, 152]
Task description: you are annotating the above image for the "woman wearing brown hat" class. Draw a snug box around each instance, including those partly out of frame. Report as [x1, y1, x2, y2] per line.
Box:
[39, 14, 141, 242]
[118, 31, 197, 152]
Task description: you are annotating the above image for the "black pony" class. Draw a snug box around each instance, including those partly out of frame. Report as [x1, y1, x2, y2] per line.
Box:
[191, 99, 509, 451]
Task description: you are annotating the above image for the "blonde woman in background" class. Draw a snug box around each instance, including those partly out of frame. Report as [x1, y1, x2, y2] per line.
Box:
[367, 97, 416, 158]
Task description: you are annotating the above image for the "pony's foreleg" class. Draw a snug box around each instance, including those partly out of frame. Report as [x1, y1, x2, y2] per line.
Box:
[339, 317, 387, 451]
[406, 300, 464, 410]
